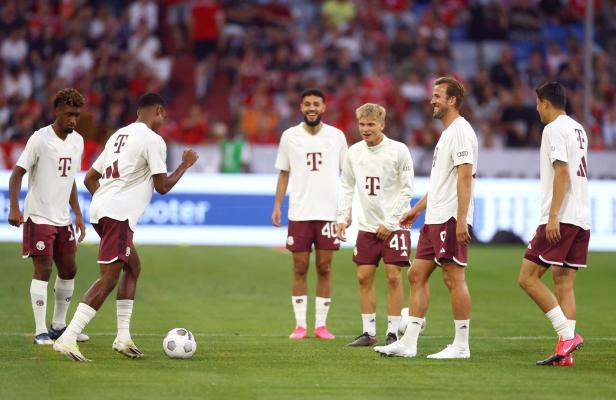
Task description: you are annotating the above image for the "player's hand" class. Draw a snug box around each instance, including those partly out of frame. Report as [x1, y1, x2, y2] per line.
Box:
[337, 222, 347, 242]
[182, 149, 199, 167]
[8, 208, 24, 227]
[456, 221, 471, 246]
[376, 224, 391, 241]
[399, 208, 420, 229]
[546, 216, 561, 244]
[272, 207, 281, 227]
[74, 214, 86, 242]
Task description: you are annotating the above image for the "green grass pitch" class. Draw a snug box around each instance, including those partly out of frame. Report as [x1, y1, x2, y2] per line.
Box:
[0, 243, 615, 400]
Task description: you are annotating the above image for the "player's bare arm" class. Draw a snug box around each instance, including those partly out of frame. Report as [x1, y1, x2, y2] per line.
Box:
[7, 166, 26, 227]
[400, 194, 427, 228]
[376, 224, 392, 241]
[153, 149, 199, 195]
[69, 181, 86, 241]
[272, 170, 289, 227]
[546, 160, 569, 244]
[456, 163, 473, 245]
[84, 168, 102, 195]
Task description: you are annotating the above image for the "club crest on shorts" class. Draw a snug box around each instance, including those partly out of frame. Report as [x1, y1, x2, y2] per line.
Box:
[287, 236, 294, 246]
[125, 246, 131, 257]
[36, 241, 45, 251]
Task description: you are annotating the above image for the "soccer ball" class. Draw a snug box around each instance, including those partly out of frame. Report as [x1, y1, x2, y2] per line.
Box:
[398, 307, 426, 335]
[163, 328, 197, 359]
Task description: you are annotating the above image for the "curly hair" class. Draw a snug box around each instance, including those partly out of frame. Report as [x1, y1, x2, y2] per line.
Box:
[53, 88, 85, 108]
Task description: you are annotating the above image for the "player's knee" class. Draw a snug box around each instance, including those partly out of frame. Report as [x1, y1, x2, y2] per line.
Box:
[316, 262, 331, 278]
[407, 269, 425, 287]
[293, 265, 308, 279]
[386, 273, 401, 289]
[517, 273, 533, 290]
[357, 273, 373, 288]
[33, 259, 53, 280]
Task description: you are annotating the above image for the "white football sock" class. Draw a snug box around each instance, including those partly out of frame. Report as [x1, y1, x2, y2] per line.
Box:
[545, 306, 574, 340]
[30, 279, 49, 335]
[568, 320, 576, 333]
[315, 297, 331, 328]
[452, 319, 470, 349]
[61, 303, 96, 344]
[291, 295, 307, 328]
[116, 299, 134, 340]
[361, 313, 376, 336]
[400, 316, 424, 347]
[387, 315, 401, 335]
[51, 277, 74, 329]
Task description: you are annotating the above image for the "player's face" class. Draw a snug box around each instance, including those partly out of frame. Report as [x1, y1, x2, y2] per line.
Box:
[358, 116, 384, 146]
[431, 84, 452, 120]
[300, 95, 326, 127]
[55, 104, 81, 134]
[536, 97, 548, 124]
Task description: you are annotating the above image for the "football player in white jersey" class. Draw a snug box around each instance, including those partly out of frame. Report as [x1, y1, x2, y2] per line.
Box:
[8, 88, 90, 345]
[53, 93, 199, 362]
[375, 77, 477, 359]
[272, 89, 348, 340]
[518, 82, 588, 367]
[336, 103, 414, 347]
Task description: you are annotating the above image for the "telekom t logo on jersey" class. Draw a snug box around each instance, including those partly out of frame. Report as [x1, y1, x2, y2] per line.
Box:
[58, 157, 71, 177]
[306, 152, 322, 171]
[114, 134, 129, 153]
[365, 176, 380, 196]
[575, 129, 585, 149]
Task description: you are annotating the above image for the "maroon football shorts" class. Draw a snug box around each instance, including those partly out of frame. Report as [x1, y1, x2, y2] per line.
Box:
[352, 230, 411, 267]
[286, 220, 340, 252]
[415, 217, 469, 267]
[22, 218, 76, 258]
[92, 217, 134, 264]
[524, 223, 590, 268]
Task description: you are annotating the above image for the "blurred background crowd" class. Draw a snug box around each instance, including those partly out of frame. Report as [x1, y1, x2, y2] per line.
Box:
[1, 0, 616, 172]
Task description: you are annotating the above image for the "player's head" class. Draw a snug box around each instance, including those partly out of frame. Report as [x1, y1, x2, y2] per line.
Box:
[300, 88, 326, 127]
[355, 103, 385, 147]
[431, 77, 465, 120]
[535, 81, 566, 123]
[137, 92, 166, 131]
[52, 88, 84, 134]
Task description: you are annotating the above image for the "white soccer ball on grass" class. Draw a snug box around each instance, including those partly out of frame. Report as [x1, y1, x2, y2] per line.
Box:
[163, 328, 197, 359]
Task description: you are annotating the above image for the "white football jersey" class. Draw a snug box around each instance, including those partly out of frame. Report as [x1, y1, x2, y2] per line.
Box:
[337, 136, 414, 233]
[425, 116, 478, 225]
[16, 125, 84, 226]
[90, 122, 167, 231]
[539, 115, 590, 229]
[275, 122, 347, 221]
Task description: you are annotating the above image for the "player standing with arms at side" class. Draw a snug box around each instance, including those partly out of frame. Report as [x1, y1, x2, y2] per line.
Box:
[53, 93, 199, 362]
[8, 88, 90, 345]
[518, 82, 588, 367]
[272, 89, 348, 340]
[375, 77, 477, 359]
[337, 103, 414, 347]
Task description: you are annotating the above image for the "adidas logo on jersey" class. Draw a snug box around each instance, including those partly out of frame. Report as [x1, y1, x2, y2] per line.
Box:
[401, 250, 408, 257]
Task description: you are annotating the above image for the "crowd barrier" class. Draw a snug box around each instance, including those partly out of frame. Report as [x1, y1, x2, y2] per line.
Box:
[1, 172, 615, 251]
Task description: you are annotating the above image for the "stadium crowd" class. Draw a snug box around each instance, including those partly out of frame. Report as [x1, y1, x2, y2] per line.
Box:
[1, 0, 616, 170]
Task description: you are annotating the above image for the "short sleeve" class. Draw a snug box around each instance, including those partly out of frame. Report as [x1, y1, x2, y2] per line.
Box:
[274, 133, 290, 171]
[147, 136, 168, 175]
[16, 133, 40, 172]
[546, 127, 568, 164]
[451, 125, 474, 167]
[91, 152, 104, 173]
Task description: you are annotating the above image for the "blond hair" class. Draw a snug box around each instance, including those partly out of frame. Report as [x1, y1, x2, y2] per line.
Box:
[355, 103, 386, 122]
